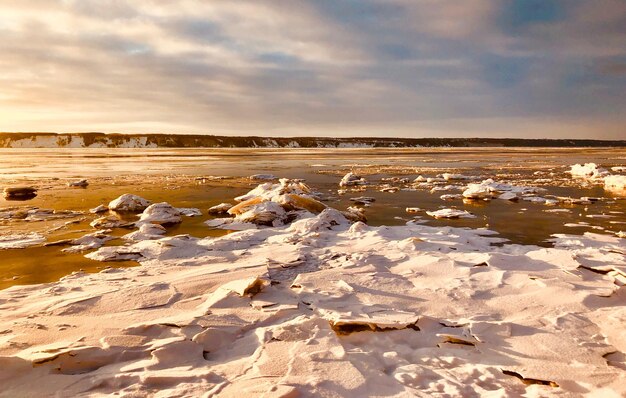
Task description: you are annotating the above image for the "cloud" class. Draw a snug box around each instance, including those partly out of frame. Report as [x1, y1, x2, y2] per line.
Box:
[0, 0, 624, 139]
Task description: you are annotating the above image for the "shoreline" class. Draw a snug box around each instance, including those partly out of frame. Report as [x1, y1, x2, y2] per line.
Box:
[2, 132, 626, 149]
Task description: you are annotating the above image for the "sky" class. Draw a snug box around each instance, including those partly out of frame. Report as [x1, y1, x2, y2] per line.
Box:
[0, 0, 625, 139]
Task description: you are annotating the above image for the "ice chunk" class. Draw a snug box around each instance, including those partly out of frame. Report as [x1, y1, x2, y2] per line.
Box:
[205, 218, 257, 230]
[604, 175, 626, 196]
[0, 232, 45, 249]
[569, 163, 610, 180]
[123, 223, 167, 241]
[288, 208, 349, 234]
[339, 172, 367, 187]
[440, 194, 462, 201]
[343, 206, 367, 223]
[349, 196, 376, 204]
[62, 232, 114, 253]
[67, 179, 88, 188]
[498, 192, 519, 201]
[207, 203, 233, 214]
[89, 205, 108, 214]
[235, 201, 287, 226]
[426, 208, 476, 219]
[278, 194, 327, 213]
[442, 173, 472, 181]
[137, 203, 182, 225]
[90, 215, 130, 229]
[463, 179, 544, 200]
[177, 208, 202, 217]
[462, 180, 496, 199]
[249, 174, 277, 181]
[235, 178, 314, 202]
[108, 194, 151, 212]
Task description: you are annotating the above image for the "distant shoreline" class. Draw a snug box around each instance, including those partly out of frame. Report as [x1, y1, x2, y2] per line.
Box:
[1, 132, 625, 148]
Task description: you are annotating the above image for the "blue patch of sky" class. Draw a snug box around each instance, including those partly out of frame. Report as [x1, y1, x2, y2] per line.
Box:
[378, 44, 415, 61]
[480, 53, 532, 88]
[257, 52, 299, 66]
[498, 0, 564, 32]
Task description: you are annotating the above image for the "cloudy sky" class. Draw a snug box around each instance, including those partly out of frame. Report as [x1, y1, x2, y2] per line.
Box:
[1, 0, 625, 139]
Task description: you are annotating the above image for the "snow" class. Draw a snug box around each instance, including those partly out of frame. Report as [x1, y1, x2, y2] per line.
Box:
[1, 210, 624, 396]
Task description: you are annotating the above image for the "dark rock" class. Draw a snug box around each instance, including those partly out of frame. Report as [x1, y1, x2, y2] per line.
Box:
[3, 186, 38, 200]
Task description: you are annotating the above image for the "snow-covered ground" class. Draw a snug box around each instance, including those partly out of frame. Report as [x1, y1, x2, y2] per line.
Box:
[1, 173, 625, 396]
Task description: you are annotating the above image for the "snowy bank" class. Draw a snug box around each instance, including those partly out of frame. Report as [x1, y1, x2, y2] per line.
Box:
[0, 207, 625, 396]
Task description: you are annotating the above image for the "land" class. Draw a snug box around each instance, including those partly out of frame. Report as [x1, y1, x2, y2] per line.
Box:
[1, 132, 625, 148]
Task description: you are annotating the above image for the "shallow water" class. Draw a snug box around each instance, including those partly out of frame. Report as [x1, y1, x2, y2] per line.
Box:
[1, 147, 624, 289]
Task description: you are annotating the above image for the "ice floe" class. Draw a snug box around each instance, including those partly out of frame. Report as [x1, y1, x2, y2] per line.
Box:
[89, 205, 108, 214]
[62, 231, 115, 253]
[0, 207, 83, 222]
[562, 163, 626, 197]
[569, 163, 610, 180]
[339, 172, 367, 187]
[249, 174, 277, 181]
[231, 201, 287, 227]
[137, 203, 183, 226]
[108, 194, 151, 212]
[426, 208, 476, 219]
[441, 173, 472, 181]
[207, 203, 233, 214]
[122, 223, 167, 241]
[462, 179, 545, 200]
[223, 179, 328, 228]
[349, 196, 376, 205]
[90, 215, 132, 229]
[0, 232, 45, 249]
[440, 193, 462, 201]
[176, 207, 202, 217]
[67, 179, 88, 188]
